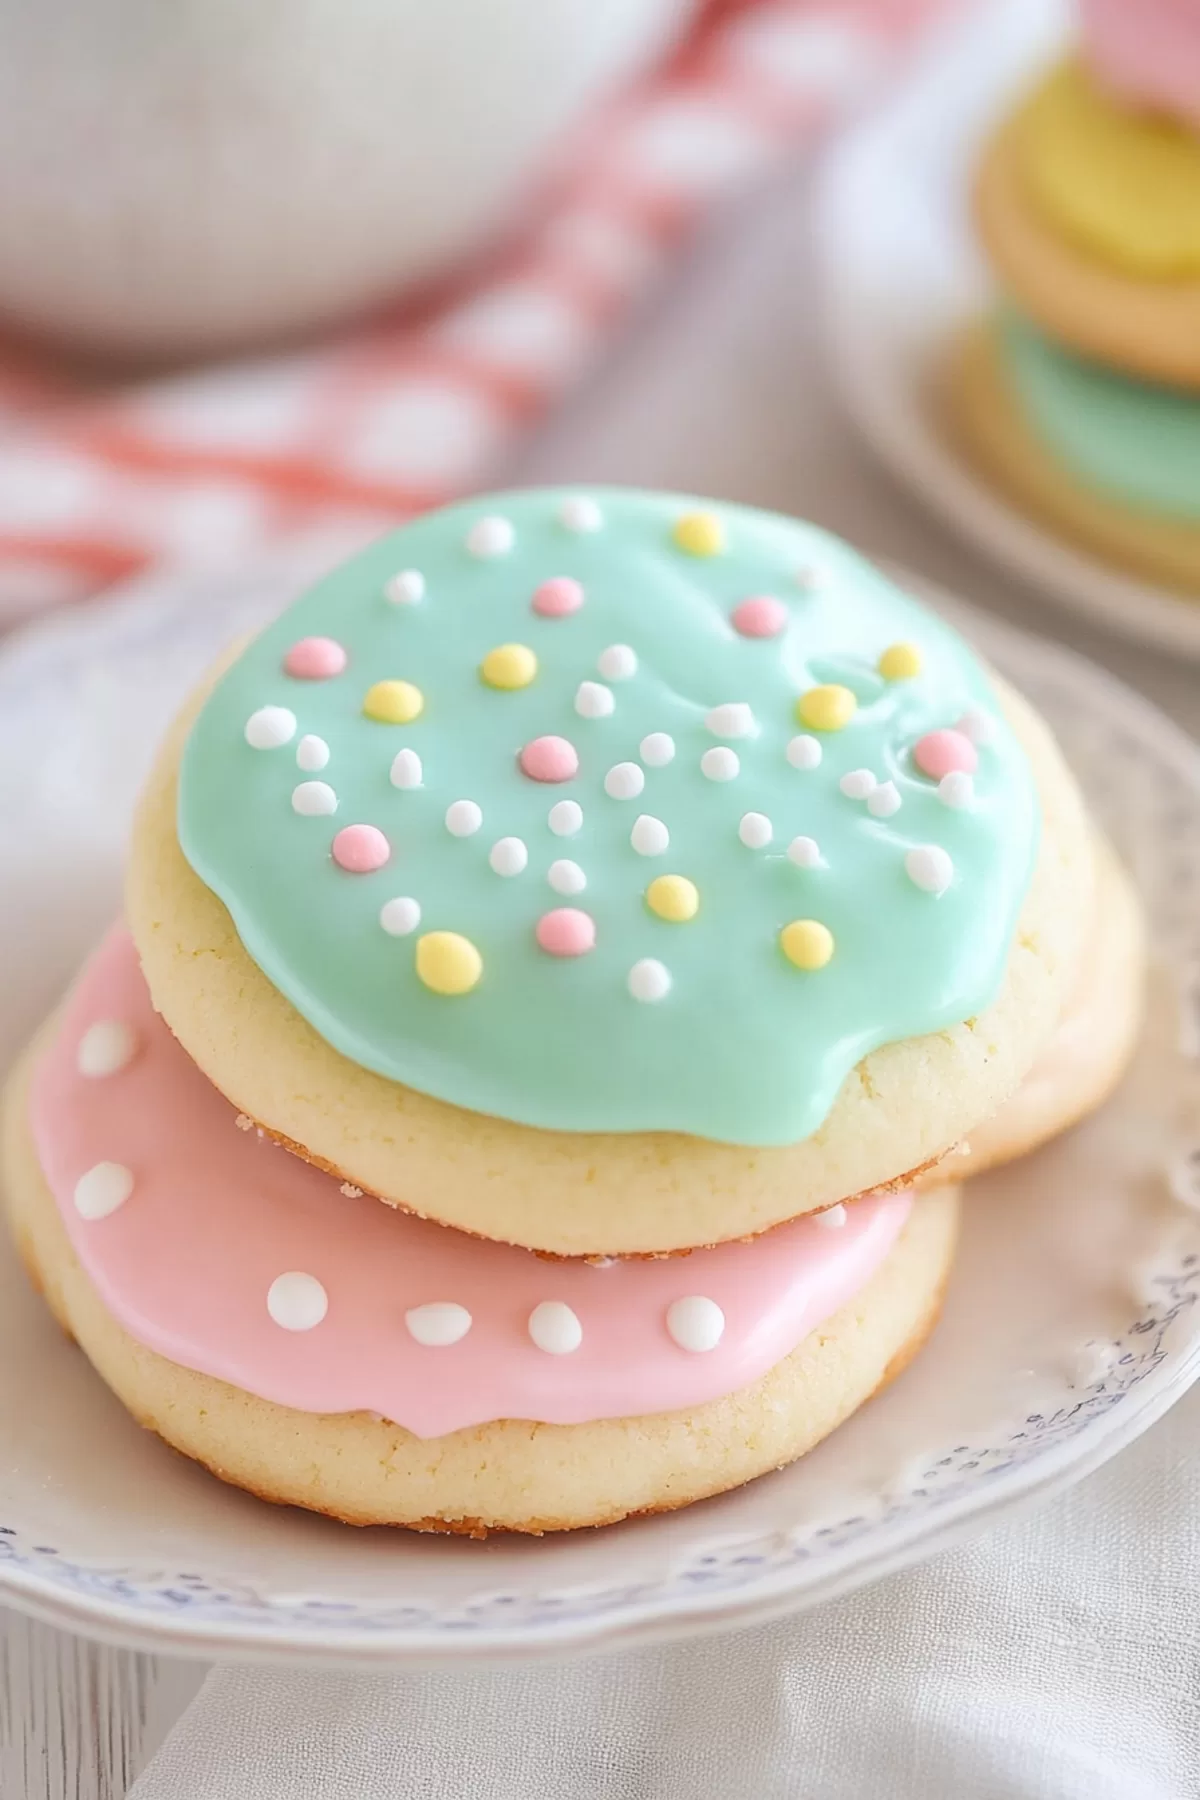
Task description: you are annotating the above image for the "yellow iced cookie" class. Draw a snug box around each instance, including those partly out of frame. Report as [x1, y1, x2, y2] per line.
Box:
[1018, 61, 1200, 279]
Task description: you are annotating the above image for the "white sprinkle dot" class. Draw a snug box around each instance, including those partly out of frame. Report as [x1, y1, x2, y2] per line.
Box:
[465, 515, 514, 558]
[446, 799, 483, 837]
[380, 896, 421, 936]
[629, 958, 671, 1002]
[489, 836, 528, 877]
[389, 748, 423, 789]
[385, 568, 425, 605]
[631, 814, 669, 856]
[575, 680, 615, 720]
[839, 768, 877, 800]
[267, 1271, 328, 1332]
[548, 800, 583, 837]
[906, 845, 954, 895]
[867, 780, 901, 818]
[559, 495, 603, 533]
[701, 746, 739, 782]
[957, 707, 997, 747]
[787, 835, 821, 869]
[640, 732, 675, 767]
[245, 705, 296, 750]
[705, 702, 755, 739]
[738, 811, 773, 849]
[77, 1021, 137, 1079]
[605, 762, 645, 800]
[548, 859, 587, 895]
[816, 1203, 848, 1230]
[666, 1295, 725, 1353]
[787, 734, 822, 770]
[405, 1302, 472, 1346]
[296, 734, 330, 772]
[73, 1161, 133, 1220]
[528, 1300, 583, 1355]
[938, 772, 975, 809]
[598, 644, 637, 681]
[292, 780, 337, 816]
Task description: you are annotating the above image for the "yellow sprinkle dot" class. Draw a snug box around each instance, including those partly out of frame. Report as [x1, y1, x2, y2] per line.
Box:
[878, 642, 923, 681]
[363, 679, 424, 724]
[672, 511, 725, 557]
[415, 931, 482, 996]
[795, 683, 857, 732]
[480, 643, 538, 691]
[646, 875, 700, 923]
[780, 919, 834, 971]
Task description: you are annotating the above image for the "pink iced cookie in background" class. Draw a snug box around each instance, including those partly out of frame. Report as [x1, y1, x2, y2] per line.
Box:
[1079, 0, 1200, 128]
[28, 927, 913, 1441]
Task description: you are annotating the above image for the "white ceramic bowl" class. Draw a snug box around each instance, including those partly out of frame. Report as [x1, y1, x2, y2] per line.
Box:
[0, 0, 694, 359]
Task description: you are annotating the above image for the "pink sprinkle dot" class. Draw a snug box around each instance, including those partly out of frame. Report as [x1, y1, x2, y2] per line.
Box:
[283, 636, 347, 680]
[519, 735, 579, 783]
[532, 576, 585, 618]
[914, 728, 978, 781]
[332, 824, 390, 873]
[535, 907, 596, 957]
[731, 595, 787, 639]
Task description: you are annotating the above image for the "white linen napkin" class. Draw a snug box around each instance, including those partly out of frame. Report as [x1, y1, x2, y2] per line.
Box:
[132, 1386, 1200, 1799]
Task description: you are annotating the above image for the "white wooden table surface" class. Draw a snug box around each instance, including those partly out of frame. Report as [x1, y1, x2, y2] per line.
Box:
[3, 156, 1198, 1796]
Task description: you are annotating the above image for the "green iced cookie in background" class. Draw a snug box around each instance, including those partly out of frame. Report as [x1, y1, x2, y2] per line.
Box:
[178, 488, 1038, 1146]
[1001, 312, 1200, 522]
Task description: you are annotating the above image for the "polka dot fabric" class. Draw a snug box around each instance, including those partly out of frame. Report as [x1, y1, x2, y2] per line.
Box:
[178, 489, 1038, 1147]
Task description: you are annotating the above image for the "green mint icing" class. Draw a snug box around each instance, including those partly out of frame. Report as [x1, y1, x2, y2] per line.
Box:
[178, 488, 1038, 1145]
[1001, 312, 1200, 521]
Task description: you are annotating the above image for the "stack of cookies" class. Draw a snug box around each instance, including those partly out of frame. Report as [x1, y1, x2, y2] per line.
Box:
[948, 0, 1200, 595]
[3, 488, 1143, 1533]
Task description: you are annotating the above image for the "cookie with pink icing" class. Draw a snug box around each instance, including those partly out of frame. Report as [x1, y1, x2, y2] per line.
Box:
[1, 925, 961, 1529]
[28, 927, 915, 1439]
[1080, 0, 1200, 129]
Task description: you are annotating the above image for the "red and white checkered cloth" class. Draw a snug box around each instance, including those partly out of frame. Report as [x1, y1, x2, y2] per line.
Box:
[0, 0, 954, 629]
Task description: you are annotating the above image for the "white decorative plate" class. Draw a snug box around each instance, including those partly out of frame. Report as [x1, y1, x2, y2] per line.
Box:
[1, 559, 1199, 1666]
[815, 0, 1200, 663]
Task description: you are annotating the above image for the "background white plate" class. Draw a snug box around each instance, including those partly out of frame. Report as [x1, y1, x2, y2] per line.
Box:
[1, 560, 1200, 1667]
[815, 0, 1200, 664]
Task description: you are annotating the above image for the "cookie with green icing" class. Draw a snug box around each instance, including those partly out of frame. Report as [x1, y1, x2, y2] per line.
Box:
[176, 488, 1037, 1146]
[126, 489, 1090, 1252]
[998, 313, 1200, 524]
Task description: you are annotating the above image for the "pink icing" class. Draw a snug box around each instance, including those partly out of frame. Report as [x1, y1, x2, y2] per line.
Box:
[283, 636, 347, 680]
[331, 824, 390, 873]
[731, 595, 787, 639]
[519, 735, 579, 783]
[531, 577, 584, 618]
[536, 908, 596, 957]
[1080, 0, 1200, 127]
[29, 929, 912, 1439]
[914, 729, 978, 781]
